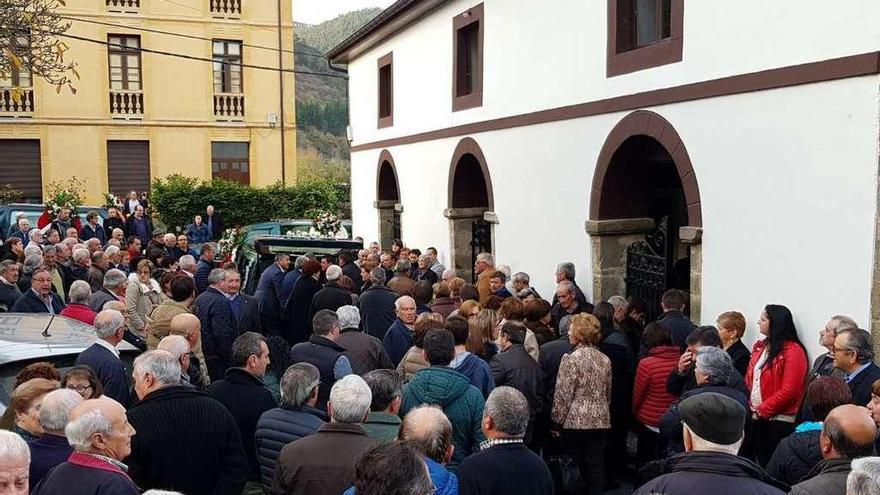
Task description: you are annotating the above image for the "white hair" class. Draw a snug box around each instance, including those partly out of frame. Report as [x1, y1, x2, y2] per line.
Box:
[28, 228, 42, 242]
[395, 295, 415, 310]
[105, 245, 120, 257]
[848, 457, 880, 495]
[68, 280, 92, 305]
[179, 255, 196, 270]
[496, 264, 511, 278]
[157, 335, 190, 360]
[38, 389, 84, 433]
[336, 305, 361, 329]
[325, 265, 342, 282]
[441, 269, 456, 280]
[607, 295, 629, 312]
[73, 248, 91, 264]
[207, 268, 227, 285]
[328, 375, 372, 423]
[476, 252, 494, 266]
[66, 408, 114, 452]
[683, 423, 743, 456]
[0, 430, 30, 463]
[103, 269, 128, 290]
[163, 233, 176, 243]
[93, 309, 125, 339]
[133, 350, 181, 386]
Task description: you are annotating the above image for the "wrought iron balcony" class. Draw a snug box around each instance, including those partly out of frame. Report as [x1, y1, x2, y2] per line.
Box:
[110, 90, 144, 119]
[214, 93, 245, 121]
[106, 0, 139, 13]
[0, 88, 34, 117]
[211, 0, 241, 18]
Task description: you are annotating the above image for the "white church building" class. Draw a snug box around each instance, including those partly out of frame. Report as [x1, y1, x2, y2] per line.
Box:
[328, 0, 880, 359]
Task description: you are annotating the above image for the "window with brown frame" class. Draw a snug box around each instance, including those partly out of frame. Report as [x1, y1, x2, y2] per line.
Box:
[452, 3, 483, 112]
[211, 142, 250, 184]
[377, 53, 393, 128]
[108, 35, 142, 90]
[213, 40, 242, 94]
[607, 0, 683, 77]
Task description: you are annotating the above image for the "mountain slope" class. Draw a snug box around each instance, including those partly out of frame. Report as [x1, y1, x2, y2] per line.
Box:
[295, 8, 381, 54]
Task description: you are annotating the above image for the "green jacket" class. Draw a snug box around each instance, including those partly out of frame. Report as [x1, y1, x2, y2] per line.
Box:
[401, 366, 485, 469]
[362, 412, 402, 443]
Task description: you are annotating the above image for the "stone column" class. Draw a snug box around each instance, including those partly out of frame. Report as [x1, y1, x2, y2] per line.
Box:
[374, 200, 400, 249]
[680, 226, 703, 324]
[585, 218, 654, 304]
[443, 208, 496, 281]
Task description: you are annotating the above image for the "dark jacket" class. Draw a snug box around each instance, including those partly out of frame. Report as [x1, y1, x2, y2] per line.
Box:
[233, 292, 263, 334]
[362, 411, 402, 443]
[89, 287, 120, 312]
[539, 337, 574, 407]
[453, 352, 495, 398]
[103, 216, 125, 237]
[551, 280, 589, 310]
[431, 297, 458, 319]
[193, 287, 239, 381]
[194, 258, 215, 294]
[185, 223, 212, 244]
[659, 385, 750, 455]
[726, 340, 751, 376]
[207, 368, 278, 481]
[205, 212, 224, 240]
[341, 261, 363, 294]
[255, 405, 327, 492]
[272, 422, 378, 495]
[255, 263, 286, 318]
[0, 281, 21, 311]
[11, 289, 65, 314]
[458, 443, 554, 495]
[75, 342, 130, 406]
[490, 344, 545, 417]
[667, 363, 749, 397]
[280, 268, 302, 305]
[401, 366, 486, 469]
[125, 385, 248, 495]
[81, 223, 107, 245]
[27, 434, 72, 489]
[124, 215, 153, 247]
[765, 428, 822, 486]
[285, 275, 322, 345]
[657, 310, 697, 350]
[789, 458, 851, 495]
[336, 327, 393, 375]
[358, 284, 399, 339]
[635, 451, 787, 495]
[310, 281, 352, 317]
[383, 319, 414, 367]
[847, 361, 880, 406]
[32, 452, 140, 495]
[549, 302, 589, 332]
[289, 335, 348, 410]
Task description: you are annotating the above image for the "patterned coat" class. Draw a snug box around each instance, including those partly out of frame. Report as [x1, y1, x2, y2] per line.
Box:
[551, 344, 611, 430]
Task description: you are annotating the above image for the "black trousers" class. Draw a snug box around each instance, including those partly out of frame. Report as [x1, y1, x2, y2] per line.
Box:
[563, 429, 607, 495]
[751, 419, 794, 467]
[635, 424, 663, 469]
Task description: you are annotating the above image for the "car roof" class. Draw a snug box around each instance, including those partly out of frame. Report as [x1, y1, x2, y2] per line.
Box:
[253, 236, 363, 255]
[0, 314, 138, 365]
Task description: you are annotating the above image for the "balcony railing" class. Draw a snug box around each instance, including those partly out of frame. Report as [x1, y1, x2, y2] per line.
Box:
[214, 93, 245, 121]
[106, 0, 139, 13]
[0, 88, 34, 117]
[110, 90, 144, 119]
[211, 0, 241, 18]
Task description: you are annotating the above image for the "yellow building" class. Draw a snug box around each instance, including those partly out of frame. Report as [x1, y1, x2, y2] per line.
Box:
[0, 0, 296, 204]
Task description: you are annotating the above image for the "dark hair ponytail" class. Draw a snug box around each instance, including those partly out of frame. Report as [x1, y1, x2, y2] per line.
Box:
[764, 304, 807, 363]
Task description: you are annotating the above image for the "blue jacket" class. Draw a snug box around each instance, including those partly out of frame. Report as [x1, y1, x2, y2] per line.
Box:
[453, 352, 495, 398]
[254, 405, 327, 492]
[343, 457, 458, 495]
[193, 287, 238, 381]
[81, 224, 107, 245]
[75, 342, 131, 406]
[11, 289, 65, 314]
[358, 285, 398, 340]
[194, 259, 215, 294]
[279, 268, 302, 306]
[186, 223, 212, 244]
[383, 319, 413, 367]
[255, 263, 285, 314]
[28, 434, 72, 489]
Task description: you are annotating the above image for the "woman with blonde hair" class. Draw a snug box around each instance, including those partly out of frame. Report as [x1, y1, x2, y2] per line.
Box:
[467, 308, 498, 362]
[552, 313, 611, 495]
[126, 259, 162, 340]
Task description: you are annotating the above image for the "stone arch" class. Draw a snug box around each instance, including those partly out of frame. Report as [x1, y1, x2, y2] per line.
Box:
[447, 137, 494, 211]
[376, 149, 400, 202]
[375, 149, 402, 248]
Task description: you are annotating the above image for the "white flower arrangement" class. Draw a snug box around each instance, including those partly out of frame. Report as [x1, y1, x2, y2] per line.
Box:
[312, 211, 341, 238]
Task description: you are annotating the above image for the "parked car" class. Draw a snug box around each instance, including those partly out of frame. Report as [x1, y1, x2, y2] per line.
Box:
[0, 203, 109, 237]
[0, 313, 139, 414]
[240, 219, 353, 246]
[236, 236, 363, 295]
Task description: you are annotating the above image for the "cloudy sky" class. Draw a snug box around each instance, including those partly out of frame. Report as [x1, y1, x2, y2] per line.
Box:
[294, 0, 397, 24]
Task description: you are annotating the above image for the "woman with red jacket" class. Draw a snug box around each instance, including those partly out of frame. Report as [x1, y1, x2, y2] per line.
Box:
[632, 322, 681, 468]
[744, 304, 809, 467]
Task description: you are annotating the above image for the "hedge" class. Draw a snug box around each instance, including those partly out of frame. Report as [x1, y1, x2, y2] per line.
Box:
[150, 175, 348, 232]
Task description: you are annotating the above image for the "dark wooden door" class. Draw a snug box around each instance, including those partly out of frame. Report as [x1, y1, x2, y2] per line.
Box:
[107, 140, 151, 196]
[0, 140, 43, 202]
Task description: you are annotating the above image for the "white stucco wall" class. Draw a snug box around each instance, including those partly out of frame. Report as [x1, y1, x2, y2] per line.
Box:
[350, 75, 880, 361]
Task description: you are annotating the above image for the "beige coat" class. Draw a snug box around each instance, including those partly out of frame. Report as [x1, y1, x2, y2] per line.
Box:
[552, 344, 611, 430]
[396, 346, 428, 382]
[125, 279, 161, 338]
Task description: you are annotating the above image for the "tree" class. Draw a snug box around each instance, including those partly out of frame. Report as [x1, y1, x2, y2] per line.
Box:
[0, 0, 78, 99]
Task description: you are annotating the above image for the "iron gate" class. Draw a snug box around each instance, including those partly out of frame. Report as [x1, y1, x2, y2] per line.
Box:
[470, 219, 492, 283]
[392, 210, 402, 241]
[625, 216, 671, 322]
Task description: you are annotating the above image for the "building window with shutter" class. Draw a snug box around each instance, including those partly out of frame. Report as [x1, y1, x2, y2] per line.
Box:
[452, 3, 483, 112]
[606, 0, 683, 77]
[213, 40, 243, 94]
[108, 35, 142, 90]
[377, 53, 393, 128]
[212, 142, 250, 184]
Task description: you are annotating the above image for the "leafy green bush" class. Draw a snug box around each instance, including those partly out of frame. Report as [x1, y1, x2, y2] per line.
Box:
[151, 175, 347, 232]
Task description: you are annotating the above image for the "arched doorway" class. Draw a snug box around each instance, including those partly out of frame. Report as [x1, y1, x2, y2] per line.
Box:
[444, 138, 495, 282]
[587, 111, 703, 321]
[375, 150, 401, 249]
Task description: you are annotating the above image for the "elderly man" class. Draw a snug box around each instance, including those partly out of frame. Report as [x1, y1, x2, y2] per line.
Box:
[208, 332, 277, 489]
[40, 245, 67, 297]
[84, 238, 102, 255]
[847, 457, 880, 495]
[26, 228, 44, 250]
[89, 269, 127, 312]
[361, 370, 403, 442]
[12, 267, 65, 314]
[86, 251, 110, 294]
[833, 328, 880, 406]
[358, 267, 399, 340]
[70, 248, 91, 282]
[225, 266, 262, 334]
[80, 211, 106, 245]
[280, 255, 307, 304]
[9, 218, 30, 244]
[289, 310, 353, 411]
[789, 404, 876, 495]
[193, 268, 238, 381]
[125, 350, 248, 495]
[511, 272, 539, 300]
[549, 281, 584, 331]
[254, 252, 288, 337]
[157, 335, 195, 386]
[75, 309, 130, 405]
[473, 252, 495, 304]
[32, 398, 138, 495]
[104, 246, 121, 270]
[59, 280, 96, 325]
[393, 406, 459, 494]
[205, 204, 224, 240]
[272, 375, 378, 495]
[458, 387, 553, 494]
[551, 262, 589, 309]
[26, 389, 82, 487]
[490, 322, 545, 446]
[49, 208, 74, 238]
[255, 363, 327, 492]
[124, 205, 152, 250]
[415, 254, 439, 286]
[383, 295, 418, 367]
[169, 312, 209, 389]
[0, 260, 22, 310]
[387, 260, 416, 297]
[178, 254, 197, 279]
[335, 305, 392, 375]
[812, 315, 857, 377]
[0, 430, 29, 494]
[310, 265, 351, 316]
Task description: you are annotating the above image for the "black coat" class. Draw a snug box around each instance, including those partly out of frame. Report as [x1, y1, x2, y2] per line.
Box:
[0, 281, 21, 311]
[539, 337, 573, 407]
[765, 429, 821, 486]
[310, 282, 352, 317]
[12, 289, 65, 314]
[490, 344, 545, 417]
[285, 275, 322, 345]
[194, 259, 215, 294]
[336, 327, 393, 375]
[125, 385, 248, 495]
[103, 216, 126, 237]
[75, 342, 130, 406]
[635, 451, 787, 495]
[81, 223, 107, 245]
[236, 293, 263, 334]
[358, 284, 398, 340]
[193, 287, 239, 381]
[657, 310, 697, 350]
[207, 368, 278, 481]
[458, 443, 554, 495]
[789, 458, 851, 495]
[340, 261, 363, 294]
[289, 335, 348, 411]
[726, 340, 751, 376]
[847, 362, 880, 406]
[254, 405, 327, 492]
[206, 212, 224, 240]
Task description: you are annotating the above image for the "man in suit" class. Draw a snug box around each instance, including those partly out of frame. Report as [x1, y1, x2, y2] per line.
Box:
[12, 267, 65, 313]
[224, 266, 262, 334]
[9, 217, 30, 244]
[833, 328, 880, 406]
[193, 268, 239, 382]
[254, 253, 288, 338]
[75, 309, 131, 405]
[205, 205, 224, 241]
[0, 260, 22, 311]
[122, 190, 144, 216]
[124, 204, 153, 248]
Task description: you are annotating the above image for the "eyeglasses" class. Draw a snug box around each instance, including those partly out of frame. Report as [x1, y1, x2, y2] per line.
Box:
[66, 384, 92, 393]
[832, 346, 854, 355]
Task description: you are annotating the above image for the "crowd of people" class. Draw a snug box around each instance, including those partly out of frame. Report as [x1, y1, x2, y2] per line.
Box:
[0, 213, 879, 495]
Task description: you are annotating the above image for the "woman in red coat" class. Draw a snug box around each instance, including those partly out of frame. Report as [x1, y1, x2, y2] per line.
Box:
[632, 322, 681, 468]
[744, 304, 809, 467]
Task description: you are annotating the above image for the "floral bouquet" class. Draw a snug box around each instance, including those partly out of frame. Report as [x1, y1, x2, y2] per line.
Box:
[217, 228, 244, 262]
[44, 177, 86, 217]
[312, 210, 341, 238]
[103, 192, 123, 210]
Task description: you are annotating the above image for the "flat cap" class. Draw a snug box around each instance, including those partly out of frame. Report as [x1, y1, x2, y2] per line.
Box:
[679, 392, 746, 445]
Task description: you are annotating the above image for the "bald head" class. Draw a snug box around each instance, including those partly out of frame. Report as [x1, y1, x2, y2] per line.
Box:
[821, 404, 877, 460]
[102, 300, 125, 313]
[170, 313, 201, 347]
[399, 405, 453, 464]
